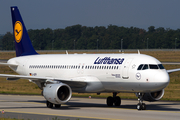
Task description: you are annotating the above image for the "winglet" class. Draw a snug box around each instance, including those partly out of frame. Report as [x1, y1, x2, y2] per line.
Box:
[11, 6, 38, 57]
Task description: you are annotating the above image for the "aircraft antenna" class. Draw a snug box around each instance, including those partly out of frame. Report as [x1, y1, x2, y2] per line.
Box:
[138, 50, 140, 54]
[66, 50, 68, 55]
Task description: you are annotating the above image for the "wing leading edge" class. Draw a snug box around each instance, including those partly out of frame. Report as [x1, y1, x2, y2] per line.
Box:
[167, 68, 180, 73]
[162, 62, 180, 73]
[0, 62, 18, 66]
[0, 74, 87, 88]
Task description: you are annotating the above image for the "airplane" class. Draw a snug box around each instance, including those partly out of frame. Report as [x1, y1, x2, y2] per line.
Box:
[0, 6, 180, 110]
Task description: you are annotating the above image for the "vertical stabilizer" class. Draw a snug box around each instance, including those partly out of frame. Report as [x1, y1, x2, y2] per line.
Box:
[11, 6, 37, 57]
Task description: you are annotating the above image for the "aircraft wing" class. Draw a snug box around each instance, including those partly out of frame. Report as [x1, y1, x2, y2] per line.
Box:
[0, 62, 18, 66]
[0, 74, 51, 80]
[162, 62, 180, 73]
[162, 62, 180, 65]
[0, 74, 87, 88]
[167, 68, 180, 73]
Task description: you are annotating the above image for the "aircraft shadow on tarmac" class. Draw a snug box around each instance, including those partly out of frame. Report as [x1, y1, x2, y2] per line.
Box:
[145, 103, 180, 111]
[31, 100, 180, 111]
[64, 101, 180, 111]
[1, 99, 180, 111]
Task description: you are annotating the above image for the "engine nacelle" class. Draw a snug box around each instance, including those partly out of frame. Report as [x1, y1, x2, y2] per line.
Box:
[142, 89, 164, 102]
[43, 83, 72, 104]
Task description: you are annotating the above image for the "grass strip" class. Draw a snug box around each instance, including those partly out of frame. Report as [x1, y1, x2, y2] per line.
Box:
[0, 118, 23, 120]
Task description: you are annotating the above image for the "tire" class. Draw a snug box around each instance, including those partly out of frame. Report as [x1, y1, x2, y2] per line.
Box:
[114, 96, 121, 106]
[137, 103, 142, 110]
[107, 96, 113, 106]
[142, 103, 146, 110]
[46, 101, 53, 108]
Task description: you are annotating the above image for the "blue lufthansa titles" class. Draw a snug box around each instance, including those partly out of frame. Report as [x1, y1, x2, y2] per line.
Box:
[94, 57, 124, 65]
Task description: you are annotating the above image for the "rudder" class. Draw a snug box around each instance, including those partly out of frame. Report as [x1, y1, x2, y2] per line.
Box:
[11, 6, 37, 57]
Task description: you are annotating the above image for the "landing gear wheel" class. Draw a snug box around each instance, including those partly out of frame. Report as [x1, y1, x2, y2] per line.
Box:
[106, 93, 121, 107]
[107, 96, 113, 106]
[46, 101, 53, 108]
[114, 96, 121, 106]
[137, 103, 146, 110]
[142, 103, 146, 110]
[137, 103, 142, 110]
[55, 104, 61, 108]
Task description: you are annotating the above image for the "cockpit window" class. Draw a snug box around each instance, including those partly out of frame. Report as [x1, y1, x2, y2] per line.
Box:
[137, 64, 165, 70]
[137, 64, 143, 70]
[149, 64, 158, 69]
[142, 64, 148, 70]
[158, 64, 165, 69]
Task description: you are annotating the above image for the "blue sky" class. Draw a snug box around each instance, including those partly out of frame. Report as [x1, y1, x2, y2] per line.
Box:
[0, 0, 180, 34]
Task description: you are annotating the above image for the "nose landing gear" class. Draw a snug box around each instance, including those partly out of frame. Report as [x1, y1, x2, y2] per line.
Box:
[137, 93, 146, 110]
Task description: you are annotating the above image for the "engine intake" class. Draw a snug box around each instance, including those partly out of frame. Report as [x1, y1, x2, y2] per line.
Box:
[43, 83, 72, 104]
[142, 89, 164, 102]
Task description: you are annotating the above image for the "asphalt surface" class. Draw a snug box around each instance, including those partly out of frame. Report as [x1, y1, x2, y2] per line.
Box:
[0, 95, 180, 120]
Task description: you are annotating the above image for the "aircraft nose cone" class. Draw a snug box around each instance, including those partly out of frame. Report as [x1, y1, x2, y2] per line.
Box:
[154, 71, 170, 89]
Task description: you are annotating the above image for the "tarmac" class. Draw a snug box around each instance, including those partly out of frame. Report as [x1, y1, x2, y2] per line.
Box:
[0, 95, 180, 120]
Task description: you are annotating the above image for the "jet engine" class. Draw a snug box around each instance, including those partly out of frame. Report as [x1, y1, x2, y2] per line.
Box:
[43, 83, 72, 104]
[142, 89, 164, 102]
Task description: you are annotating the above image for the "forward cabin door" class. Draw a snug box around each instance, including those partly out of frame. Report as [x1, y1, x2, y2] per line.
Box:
[122, 58, 133, 79]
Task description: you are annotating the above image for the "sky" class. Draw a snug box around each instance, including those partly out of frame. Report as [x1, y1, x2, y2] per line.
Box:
[0, 0, 180, 34]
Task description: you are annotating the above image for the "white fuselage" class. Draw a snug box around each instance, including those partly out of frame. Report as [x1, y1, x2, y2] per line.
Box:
[7, 53, 170, 93]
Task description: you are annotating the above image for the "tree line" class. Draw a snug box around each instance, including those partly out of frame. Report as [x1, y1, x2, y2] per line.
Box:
[0, 25, 180, 50]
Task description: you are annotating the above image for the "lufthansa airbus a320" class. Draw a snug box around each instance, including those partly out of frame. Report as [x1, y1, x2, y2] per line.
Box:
[0, 6, 180, 110]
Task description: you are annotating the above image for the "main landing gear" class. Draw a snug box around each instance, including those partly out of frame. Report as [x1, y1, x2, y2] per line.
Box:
[137, 93, 146, 110]
[46, 101, 61, 108]
[106, 92, 121, 106]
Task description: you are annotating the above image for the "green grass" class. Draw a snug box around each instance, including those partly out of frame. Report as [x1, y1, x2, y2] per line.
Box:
[0, 117, 80, 120]
[0, 118, 23, 120]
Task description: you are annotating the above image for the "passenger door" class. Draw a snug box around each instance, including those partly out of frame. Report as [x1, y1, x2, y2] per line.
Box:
[122, 59, 133, 79]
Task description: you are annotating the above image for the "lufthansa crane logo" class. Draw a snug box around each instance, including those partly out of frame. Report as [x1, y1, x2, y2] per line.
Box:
[14, 21, 23, 43]
[136, 73, 141, 80]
